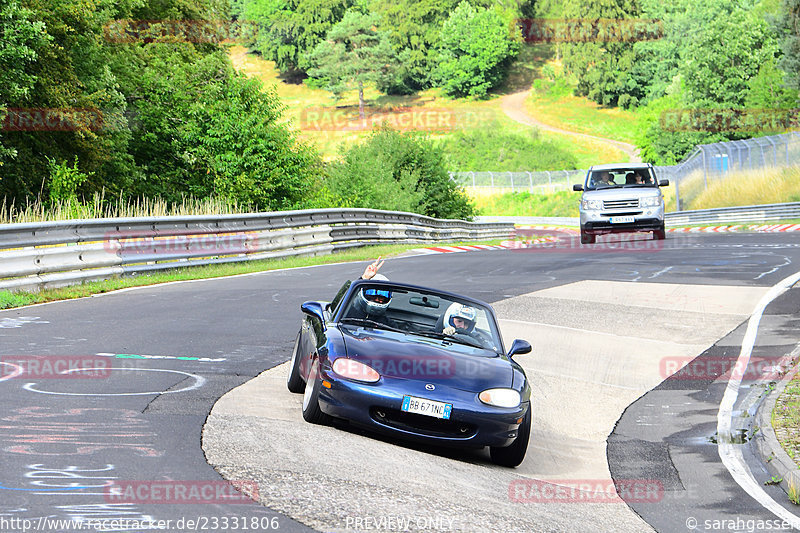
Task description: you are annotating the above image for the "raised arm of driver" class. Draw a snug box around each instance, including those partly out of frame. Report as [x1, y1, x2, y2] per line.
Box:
[361, 256, 385, 280]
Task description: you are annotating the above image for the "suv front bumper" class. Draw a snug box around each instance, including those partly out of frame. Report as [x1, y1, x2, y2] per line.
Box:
[580, 207, 665, 235]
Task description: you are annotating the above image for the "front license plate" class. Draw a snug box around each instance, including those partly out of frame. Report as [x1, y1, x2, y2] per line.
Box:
[610, 216, 635, 224]
[401, 396, 452, 419]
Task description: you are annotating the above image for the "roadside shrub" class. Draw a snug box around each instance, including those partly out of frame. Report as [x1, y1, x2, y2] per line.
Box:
[325, 127, 476, 219]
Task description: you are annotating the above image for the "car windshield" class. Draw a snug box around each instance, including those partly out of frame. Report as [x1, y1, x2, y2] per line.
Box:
[338, 284, 502, 353]
[586, 168, 657, 190]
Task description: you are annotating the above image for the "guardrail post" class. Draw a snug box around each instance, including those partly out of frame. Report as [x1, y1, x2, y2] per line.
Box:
[489, 171, 494, 193]
[509, 171, 514, 193]
[527, 171, 533, 193]
[470, 171, 475, 188]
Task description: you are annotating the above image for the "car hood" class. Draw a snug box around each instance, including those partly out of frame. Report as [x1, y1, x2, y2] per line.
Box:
[338, 325, 513, 392]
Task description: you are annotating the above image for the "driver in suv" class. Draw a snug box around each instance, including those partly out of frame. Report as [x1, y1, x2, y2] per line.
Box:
[573, 163, 669, 244]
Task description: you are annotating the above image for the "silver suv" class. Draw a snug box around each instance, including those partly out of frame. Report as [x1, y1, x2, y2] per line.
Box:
[573, 163, 669, 244]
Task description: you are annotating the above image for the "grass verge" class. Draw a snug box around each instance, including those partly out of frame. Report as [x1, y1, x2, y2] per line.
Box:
[679, 166, 800, 211]
[773, 375, 800, 464]
[525, 78, 641, 145]
[0, 241, 504, 310]
[473, 166, 800, 216]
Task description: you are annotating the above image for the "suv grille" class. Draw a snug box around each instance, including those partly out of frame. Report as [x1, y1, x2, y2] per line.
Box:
[603, 199, 639, 209]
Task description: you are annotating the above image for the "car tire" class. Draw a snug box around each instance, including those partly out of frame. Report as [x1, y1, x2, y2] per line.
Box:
[302, 359, 330, 424]
[580, 231, 596, 244]
[653, 226, 666, 240]
[490, 406, 531, 468]
[287, 331, 305, 393]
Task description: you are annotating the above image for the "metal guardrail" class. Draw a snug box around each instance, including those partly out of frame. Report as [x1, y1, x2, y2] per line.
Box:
[0, 208, 515, 292]
[664, 202, 800, 226]
[477, 203, 800, 228]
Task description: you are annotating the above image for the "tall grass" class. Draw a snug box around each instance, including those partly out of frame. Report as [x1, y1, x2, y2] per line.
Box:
[0, 192, 257, 224]
[680, 166, 800, 211]
[472, 166, 800, 216]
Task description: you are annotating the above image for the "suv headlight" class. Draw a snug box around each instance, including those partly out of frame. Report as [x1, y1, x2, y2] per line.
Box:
[640, 197, 662, 208]
[581, 199, 602, 210]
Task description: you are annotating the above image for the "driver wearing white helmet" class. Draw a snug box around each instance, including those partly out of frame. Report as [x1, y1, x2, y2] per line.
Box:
[442, 303, 493, 349]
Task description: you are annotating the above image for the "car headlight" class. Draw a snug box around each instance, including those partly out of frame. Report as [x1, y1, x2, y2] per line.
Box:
[581, 199, 602, 210]
[479, 388, 521, 408]
[640, 196, 662, 207]
[332, 358, 380, 383]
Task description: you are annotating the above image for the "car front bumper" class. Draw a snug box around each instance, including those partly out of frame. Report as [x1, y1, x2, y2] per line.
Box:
[580, 208, 664, 235]
[316, 366, 528, 448]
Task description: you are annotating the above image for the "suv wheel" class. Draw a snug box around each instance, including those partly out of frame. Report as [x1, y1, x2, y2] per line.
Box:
[653, 226, 666, 240]
[580, 231, 596, 244]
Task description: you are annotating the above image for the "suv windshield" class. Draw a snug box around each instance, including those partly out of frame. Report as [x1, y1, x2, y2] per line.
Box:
[586, 168, 657, 190]
[338, 284, 502, 352]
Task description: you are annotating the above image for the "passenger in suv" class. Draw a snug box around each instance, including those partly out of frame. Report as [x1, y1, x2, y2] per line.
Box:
[573, 163, 669, 244]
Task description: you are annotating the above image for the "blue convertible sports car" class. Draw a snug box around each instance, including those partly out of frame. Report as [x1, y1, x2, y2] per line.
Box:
[287, 279, 533, 467]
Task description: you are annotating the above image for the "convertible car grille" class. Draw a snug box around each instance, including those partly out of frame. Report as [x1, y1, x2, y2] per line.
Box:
[370, 407, 477, 439]
[603, 199, 639, 209]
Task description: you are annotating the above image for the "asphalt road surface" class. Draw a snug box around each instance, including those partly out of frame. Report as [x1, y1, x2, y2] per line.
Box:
[1, 231, 800, 532]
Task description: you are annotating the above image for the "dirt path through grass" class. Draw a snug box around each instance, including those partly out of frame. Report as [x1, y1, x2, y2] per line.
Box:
[500, 90, 641, 163]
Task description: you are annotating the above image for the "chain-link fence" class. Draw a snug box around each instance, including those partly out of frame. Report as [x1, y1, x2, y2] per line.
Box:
[451, 131, 800, 210]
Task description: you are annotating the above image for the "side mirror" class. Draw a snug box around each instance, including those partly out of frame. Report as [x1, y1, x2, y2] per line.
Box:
[572, 184, 584, 192]
[507, 339, 531, 358]
[300, 301, 326, 324]
[658, 179, 669, 187]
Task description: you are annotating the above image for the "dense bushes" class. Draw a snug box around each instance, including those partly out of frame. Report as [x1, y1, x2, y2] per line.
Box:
[439, 125, 578, 171]
[324, 127, 476, 220]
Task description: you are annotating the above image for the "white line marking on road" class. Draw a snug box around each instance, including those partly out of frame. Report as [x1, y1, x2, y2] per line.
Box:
[754, 255, 792, 281]
[648, 266, 673, 279]
[22, 367, 206, 396]
[717, 268, 800, 527]
[95, 352, 226, 362]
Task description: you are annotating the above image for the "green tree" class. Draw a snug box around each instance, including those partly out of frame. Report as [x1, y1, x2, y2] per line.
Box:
[47, 157, 91, 204]
[241, 0, 352, 81]
[434, 1, 519, 98]
[371, 0, 479, 93]
[0, 0, 50, 166]
[306, 10, 396, 117]
[680, 7, 777, 108]
[745, 58, 798, 109]
[559, 0, 643, 107]
[326, 127, 476, 219]
[778, 0, 800, 89]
